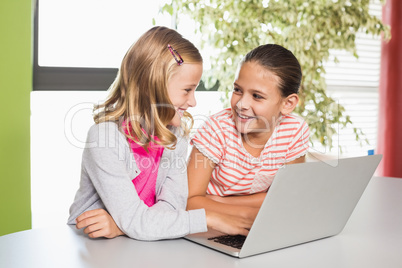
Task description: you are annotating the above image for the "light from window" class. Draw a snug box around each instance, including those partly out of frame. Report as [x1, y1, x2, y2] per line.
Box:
[38, 0, 172, 68]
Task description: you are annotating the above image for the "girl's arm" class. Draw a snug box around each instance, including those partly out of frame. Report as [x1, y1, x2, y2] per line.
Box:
[187, 147, 259, 223]
[206, 192, 266, 208]
[72, 123, 207, 240]
[76, 132, 249, 238]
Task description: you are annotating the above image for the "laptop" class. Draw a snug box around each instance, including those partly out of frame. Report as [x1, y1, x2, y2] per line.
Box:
[184, 154, 382, 258]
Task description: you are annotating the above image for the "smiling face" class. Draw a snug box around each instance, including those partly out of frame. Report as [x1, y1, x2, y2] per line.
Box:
[231, 61, 287, 140]
[167, 63, 203, 127]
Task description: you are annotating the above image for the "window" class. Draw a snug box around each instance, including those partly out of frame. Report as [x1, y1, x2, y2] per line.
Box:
[322, 3, 382, 155]
[33, 0, 173, 90]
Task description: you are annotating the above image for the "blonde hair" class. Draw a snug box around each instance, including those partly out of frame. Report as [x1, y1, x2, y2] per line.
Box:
[94, 26, 202, 149]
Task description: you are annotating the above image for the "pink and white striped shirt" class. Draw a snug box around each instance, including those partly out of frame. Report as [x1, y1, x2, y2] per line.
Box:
[191, 108, 309, 196]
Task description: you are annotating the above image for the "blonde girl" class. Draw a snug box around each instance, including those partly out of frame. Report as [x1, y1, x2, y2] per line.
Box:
[68, 27, 248, 240]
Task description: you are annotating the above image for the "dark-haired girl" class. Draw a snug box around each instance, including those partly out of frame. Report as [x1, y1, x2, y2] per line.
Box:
[187, 44, 310, 234]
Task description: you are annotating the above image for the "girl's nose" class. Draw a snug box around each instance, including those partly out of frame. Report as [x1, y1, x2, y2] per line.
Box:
[188, 91, 197, 107]
[236, 96, 250, 110]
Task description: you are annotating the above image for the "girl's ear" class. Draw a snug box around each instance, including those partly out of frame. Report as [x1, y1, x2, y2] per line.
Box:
[280, 93, 299, 115]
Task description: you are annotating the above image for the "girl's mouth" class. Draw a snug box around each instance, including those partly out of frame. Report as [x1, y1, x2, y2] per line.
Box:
[236, 111, 256, 121]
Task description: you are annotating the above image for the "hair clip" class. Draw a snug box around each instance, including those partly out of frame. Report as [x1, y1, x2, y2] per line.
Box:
[167, 44, 184, 66]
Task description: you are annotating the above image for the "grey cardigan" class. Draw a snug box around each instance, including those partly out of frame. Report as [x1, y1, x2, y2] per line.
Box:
[67, 122, 207, 240]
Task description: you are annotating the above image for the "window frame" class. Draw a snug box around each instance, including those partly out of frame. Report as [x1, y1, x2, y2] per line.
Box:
[33, 0, 118, 91]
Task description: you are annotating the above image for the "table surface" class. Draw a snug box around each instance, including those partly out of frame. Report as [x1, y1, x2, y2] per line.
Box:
[1, 176, 401, 268]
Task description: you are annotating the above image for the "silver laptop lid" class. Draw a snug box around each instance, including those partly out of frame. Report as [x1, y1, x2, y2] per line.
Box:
[239, 155, 382, 257]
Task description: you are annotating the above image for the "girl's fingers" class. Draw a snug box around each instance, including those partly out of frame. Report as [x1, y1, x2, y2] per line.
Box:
[87, 228, 105, 238]
[83, 222, 103, 235]
[75, 209, 122, 239]
[238, 228, 249, 237]
[76, 215, 98, 230]
[76, 209, 108, 229]
[75, 209, 99, 223]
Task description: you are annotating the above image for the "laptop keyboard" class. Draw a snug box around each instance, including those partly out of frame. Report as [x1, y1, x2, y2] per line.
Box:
[208, 235, 247, 249]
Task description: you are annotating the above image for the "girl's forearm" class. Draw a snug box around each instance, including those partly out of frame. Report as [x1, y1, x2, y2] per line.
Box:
[187, 195, 259, 221]
[206, 192, 266, 208]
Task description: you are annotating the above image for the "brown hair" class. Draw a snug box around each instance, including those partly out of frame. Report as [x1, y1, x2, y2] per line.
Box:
[94, 26, 202, 149]
[242, 44, 302, 97]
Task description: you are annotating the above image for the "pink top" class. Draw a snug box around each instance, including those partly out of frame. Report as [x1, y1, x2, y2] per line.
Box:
[124, 124, 164, 207]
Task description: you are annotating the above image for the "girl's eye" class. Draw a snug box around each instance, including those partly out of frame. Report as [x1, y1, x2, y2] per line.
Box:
[184, 88, 192, 93]
[233, 87, 242, 94]
[253, 93, 263, 99]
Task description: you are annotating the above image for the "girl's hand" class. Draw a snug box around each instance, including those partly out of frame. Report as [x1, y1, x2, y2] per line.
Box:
[206, 211, 252, 236]
[75, 209, 124, 239]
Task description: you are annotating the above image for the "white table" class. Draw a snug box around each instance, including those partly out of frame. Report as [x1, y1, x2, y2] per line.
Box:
[1, 176, 401, 268]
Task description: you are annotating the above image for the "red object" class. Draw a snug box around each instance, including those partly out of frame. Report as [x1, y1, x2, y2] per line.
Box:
[377, 0, 402, 178]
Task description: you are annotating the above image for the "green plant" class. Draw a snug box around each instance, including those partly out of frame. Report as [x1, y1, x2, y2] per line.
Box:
[163, 0, 389, 149]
